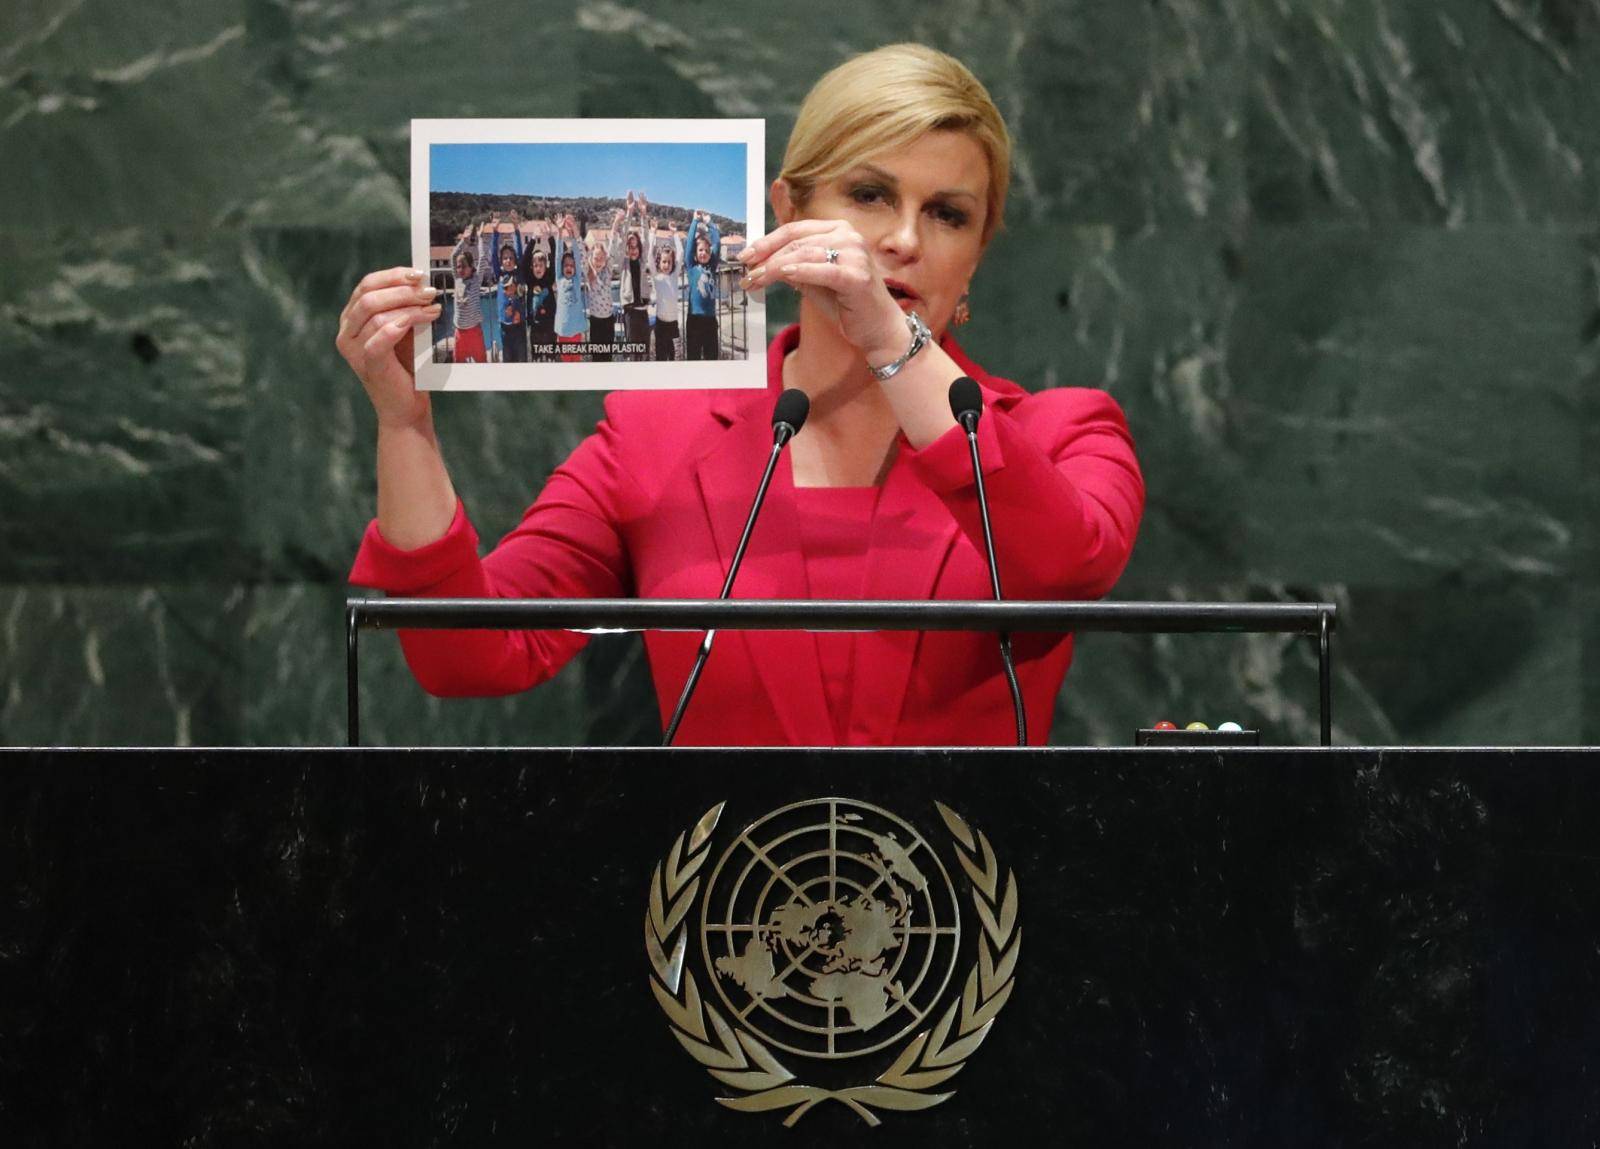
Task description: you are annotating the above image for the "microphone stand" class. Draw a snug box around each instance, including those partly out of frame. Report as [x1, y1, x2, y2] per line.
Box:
[662, 423, 796, 746]
[957, 410, 1028, 747]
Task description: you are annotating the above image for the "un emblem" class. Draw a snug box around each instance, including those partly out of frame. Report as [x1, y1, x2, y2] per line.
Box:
[645, 798, 1020, 1127]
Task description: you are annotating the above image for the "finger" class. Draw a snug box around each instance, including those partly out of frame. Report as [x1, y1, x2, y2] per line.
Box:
[347, 266, 427, 310]
[341, 269, 431, 333]
[740, 221, 840, 268]
[356, 311, 430, 382]
[362, 314, 414, 365]
[750, 239, 854, 277]
[744, 240, 860, 291]
[763, 259, 864, 297]
[350, 303, 441, 356]
[738, 220, 840, 265]
[341, 284, 441, 343]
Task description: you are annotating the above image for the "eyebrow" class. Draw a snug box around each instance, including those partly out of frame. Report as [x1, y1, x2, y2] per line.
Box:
[849, 164, 981, 204]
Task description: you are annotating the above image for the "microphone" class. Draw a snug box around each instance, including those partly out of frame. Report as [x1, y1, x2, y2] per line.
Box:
[948, 377, 1027, 746]
[663, 388, 810, 745]
[949, 375, 983, 434]
[770, 386, 810, 451]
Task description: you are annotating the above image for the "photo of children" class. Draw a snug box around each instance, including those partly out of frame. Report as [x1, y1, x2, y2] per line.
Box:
[412, 120, 765, 391]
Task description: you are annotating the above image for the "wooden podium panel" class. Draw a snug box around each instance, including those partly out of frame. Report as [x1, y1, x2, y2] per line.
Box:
[4, 748, 1597, 1146]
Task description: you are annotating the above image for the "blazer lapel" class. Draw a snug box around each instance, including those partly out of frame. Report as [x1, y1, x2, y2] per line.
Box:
[694, 405, 834, 745]
[846, 443, 962, 744]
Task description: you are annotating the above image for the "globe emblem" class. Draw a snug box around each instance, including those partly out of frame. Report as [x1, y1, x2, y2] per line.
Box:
[699, 798, 961, 1059]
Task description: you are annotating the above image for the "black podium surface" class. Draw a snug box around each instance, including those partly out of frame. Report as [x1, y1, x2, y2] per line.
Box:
[5, 748, 1599, 1146]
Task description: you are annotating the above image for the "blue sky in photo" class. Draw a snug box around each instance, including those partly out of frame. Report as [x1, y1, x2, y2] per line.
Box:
[431, 142, 748, 224]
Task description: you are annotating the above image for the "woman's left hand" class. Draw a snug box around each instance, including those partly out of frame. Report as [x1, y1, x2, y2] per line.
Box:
[739, 220, 903, 362]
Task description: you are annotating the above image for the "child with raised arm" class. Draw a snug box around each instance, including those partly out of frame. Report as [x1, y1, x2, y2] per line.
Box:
[448, 222, 490, 363]
[552, 213, 588, 363]
[478, 215, 505, 361]
[649, 217, 684, 362]
[684, 209, 722, 361]
[618, 191, 654, 361]
[493, 213, 529, 363]
[583, 206, 625, 363]
[521, 220, 557, 361]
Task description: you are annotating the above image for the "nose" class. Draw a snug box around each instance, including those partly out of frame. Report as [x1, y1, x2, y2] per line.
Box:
[876, 206, 922, 265]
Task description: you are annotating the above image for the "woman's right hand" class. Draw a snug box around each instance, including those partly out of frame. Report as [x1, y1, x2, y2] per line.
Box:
[336, 267, 442, 432]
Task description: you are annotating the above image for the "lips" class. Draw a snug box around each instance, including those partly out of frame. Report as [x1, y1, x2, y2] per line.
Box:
[884, 278, 921, 304]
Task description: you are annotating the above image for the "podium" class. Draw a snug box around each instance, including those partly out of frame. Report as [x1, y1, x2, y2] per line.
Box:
[5, 746, 1598, 1145]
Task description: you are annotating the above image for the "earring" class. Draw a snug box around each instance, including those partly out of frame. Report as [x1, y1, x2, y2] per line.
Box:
[952, 292, 972, 326]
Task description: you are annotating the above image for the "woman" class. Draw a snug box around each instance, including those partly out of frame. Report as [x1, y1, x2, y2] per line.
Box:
[684, 209, 722, 361]
[649, 219, 684, 362]
[336, 44, 1144, 746]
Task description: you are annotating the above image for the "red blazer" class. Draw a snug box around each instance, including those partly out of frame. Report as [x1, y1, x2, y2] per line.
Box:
[350, 325, 1144, 746]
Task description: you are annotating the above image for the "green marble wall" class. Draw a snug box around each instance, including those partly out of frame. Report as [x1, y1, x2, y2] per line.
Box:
[1, 0, 1593, 747]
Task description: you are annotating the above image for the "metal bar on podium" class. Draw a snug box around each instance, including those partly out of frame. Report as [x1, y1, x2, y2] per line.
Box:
[344, 599, 1337, 748]
[1319, 612, 1332, 748]
[345, 604, 360, 748]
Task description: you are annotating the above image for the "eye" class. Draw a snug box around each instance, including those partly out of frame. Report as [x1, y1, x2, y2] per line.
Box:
[849, 184, 889, 207]
[930, 203, 970, 228]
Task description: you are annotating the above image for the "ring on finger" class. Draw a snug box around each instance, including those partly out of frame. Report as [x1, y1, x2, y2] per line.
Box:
[823, 247, 840, 264]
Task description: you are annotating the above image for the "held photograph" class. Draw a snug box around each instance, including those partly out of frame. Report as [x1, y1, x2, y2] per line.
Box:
[411, 119, 766, 391]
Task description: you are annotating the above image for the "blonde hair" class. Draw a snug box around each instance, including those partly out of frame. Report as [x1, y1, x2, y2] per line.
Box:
[780, 43, 1011, 243]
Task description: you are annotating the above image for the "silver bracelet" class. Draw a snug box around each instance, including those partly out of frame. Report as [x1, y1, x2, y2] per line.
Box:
[867, 310, 932, 381]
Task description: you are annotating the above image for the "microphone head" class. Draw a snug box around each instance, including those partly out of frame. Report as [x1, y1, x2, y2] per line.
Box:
[772, 387, 810, 436]
[948, 376, 983, 428]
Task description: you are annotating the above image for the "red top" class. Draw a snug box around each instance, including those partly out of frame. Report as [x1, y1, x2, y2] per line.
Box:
[795, 485, 878, 742]
[349, 325, 1145, 747]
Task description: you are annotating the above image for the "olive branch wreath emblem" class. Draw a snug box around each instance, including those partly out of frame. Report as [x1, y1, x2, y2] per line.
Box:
[644, 800, 1020, 1127]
